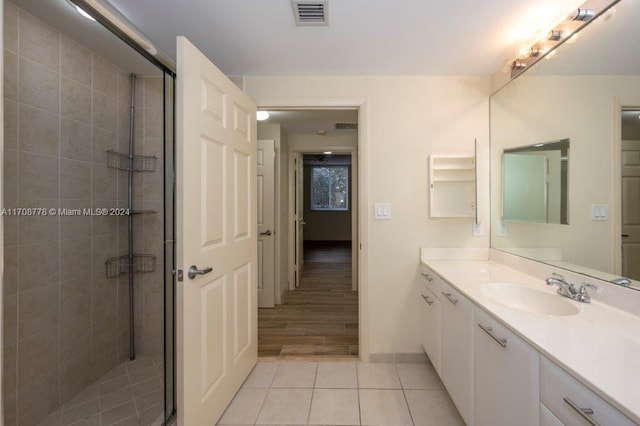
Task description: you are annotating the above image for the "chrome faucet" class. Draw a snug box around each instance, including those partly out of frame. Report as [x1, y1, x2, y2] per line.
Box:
[545, 273, 597, 303]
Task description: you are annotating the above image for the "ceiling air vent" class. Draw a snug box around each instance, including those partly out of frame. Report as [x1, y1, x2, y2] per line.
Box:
[292, 0, 328, 26]
[335, 122, 358, 131]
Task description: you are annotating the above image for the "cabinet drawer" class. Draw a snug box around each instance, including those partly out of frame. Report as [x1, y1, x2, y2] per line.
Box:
[419, 265, 441, 298]
[540, 356, 636, 426]
[540, 403, 563, 426]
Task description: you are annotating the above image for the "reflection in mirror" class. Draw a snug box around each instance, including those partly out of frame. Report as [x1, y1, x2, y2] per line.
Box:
[490, 0, 640, 291]
[503, 140, 569, 225]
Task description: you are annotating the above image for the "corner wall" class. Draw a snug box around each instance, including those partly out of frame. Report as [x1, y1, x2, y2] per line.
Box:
[246, 76, 490, 356]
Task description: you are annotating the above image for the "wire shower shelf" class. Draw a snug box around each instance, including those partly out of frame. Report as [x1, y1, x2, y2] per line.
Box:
[106, 150, 157, 172]
[105, 254, 156, 278]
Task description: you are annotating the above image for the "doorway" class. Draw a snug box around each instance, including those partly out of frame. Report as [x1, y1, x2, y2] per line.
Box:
[256, 109, 359, 357]
[620, 109, 640, 282]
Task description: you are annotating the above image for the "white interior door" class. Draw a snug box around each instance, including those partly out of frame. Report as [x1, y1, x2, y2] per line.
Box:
[295, 153, 304, 288]
[258, 139, 275, 307]
[176, 37, 257, 425]
[622, 140, 640, 280]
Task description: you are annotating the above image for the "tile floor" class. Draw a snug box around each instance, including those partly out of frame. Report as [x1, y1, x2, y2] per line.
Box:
[217, 361, 464, 426]
[37, 355, 165, 426]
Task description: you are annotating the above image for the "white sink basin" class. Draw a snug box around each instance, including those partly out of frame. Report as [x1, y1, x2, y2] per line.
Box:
[482, 282, 579, 316]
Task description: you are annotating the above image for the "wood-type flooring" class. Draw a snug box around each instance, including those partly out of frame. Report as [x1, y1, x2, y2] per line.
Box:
[258, 241, 358, 358]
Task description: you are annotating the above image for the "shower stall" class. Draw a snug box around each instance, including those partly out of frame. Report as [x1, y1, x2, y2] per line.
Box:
[2, 1, 176, 424]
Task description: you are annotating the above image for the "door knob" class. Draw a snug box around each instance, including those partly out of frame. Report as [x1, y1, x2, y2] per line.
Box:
[260, 230, 272, 236]
[188, 265, 213, 279]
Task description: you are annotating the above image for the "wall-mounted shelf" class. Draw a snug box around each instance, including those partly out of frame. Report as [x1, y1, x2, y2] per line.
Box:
[429, 155, 476, 218]
[106, 150, 157, 172]
[105, 254, 156, 278]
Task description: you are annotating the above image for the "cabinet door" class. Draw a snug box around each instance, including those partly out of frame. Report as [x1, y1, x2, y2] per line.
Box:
[540, 356, 637, 426]
[419, 285, 441, 374]
[474, 308, 539, 426]
[440, 281, 474, 426]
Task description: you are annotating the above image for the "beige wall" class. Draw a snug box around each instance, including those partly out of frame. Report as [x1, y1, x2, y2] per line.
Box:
[2, 4, 164, 423]
[491, 75, 640, 274]
[246, 76, 490, 356]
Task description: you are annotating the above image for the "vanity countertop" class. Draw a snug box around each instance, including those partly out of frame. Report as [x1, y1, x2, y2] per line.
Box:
[421, 258, 640, 424]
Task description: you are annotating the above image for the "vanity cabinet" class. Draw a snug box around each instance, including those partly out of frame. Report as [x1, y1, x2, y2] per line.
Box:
[474, 307, 539, 426]
[440, 281, 474, 425]
[419, 266, 442, 374]
[540, 356, 636, 426]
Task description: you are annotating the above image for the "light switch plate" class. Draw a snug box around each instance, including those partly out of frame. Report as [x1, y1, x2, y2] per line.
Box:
[374, 203, 391, 220]
[496, 220, 508, 237]
[591, 204, 608, 221]
[472, 222, 484, 237]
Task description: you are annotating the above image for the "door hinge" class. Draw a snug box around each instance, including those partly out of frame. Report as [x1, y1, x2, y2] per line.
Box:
[173, 269, 184, 282]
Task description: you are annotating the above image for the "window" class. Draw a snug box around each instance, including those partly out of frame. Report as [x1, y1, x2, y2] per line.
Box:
[311, 166, 349, 211]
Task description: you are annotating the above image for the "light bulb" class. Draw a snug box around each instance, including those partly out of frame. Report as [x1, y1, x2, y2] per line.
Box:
[66, 0, 96, 21]
[256, 111, 270, 121]
[548, 30, 564, 41]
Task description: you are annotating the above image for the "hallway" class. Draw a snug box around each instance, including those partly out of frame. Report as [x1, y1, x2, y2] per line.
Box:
[258, 241, 358, 357]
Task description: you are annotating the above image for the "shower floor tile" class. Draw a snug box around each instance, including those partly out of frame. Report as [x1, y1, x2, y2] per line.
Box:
[37, 355, 165, 426]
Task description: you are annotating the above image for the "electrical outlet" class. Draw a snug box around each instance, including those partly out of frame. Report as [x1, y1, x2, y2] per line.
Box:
[496, 220, 508, 237]
[472, 222, 484, 237]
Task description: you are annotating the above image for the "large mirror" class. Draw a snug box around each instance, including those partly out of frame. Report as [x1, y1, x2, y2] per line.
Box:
[490, 0, 640, 290]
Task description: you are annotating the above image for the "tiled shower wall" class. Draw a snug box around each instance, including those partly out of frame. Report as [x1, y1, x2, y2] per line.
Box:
[2, 3, 165, 424]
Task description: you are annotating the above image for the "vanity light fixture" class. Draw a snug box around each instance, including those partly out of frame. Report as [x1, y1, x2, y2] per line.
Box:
[256, 111, 270, 121]
[571, 8, 595, 22]
[505, 0, 618, 81]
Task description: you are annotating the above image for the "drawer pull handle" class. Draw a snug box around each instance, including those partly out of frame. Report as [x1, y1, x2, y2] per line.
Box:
[478, 324, 507, 347]
[563, 397, 599, 426]
[421, 273, 434, 282]
[421, 295, 433, 306]
[441, 292, 458, 305]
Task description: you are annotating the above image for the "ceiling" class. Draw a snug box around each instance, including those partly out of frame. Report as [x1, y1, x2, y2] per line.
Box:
[264, 110, 358, 136]
[101, 0, 590, 76]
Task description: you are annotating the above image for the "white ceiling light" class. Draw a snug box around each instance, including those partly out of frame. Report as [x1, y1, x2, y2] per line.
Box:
[66, 0, 96, 21]
[323, 151, 332, 154]
[257, 111, 270, 121]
